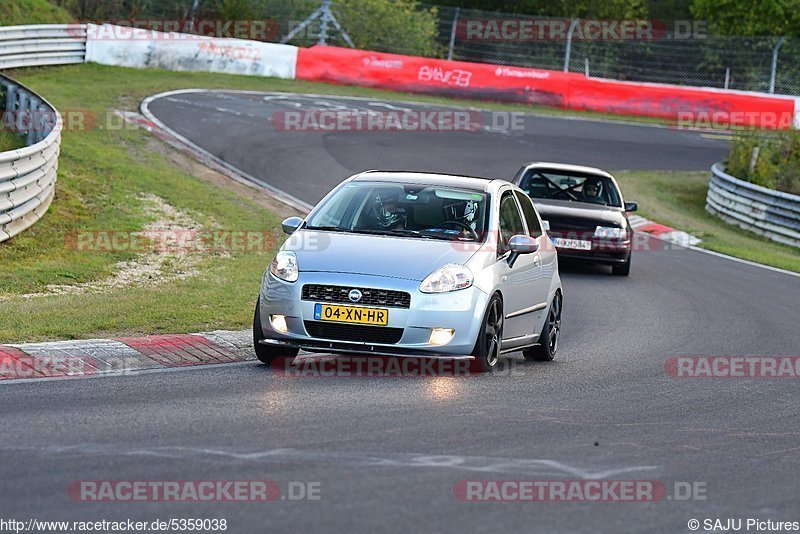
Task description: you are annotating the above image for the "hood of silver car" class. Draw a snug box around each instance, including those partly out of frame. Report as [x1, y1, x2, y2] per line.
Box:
[283, 230, 478, 281]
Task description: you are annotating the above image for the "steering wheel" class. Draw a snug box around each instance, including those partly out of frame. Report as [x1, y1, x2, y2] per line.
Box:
[439, 220, 479, 240]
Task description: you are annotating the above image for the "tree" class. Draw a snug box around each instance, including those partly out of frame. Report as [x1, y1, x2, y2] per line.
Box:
[692, 0, 800, 36]
[334, 0, 442, 57]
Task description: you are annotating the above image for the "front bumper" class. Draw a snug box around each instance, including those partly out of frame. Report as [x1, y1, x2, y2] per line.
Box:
[258, 271, 490, 357]
[548, 230, 631, 265]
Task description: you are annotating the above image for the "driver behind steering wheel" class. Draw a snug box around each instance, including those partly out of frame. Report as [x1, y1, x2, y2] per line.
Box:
[581, 177, 605, 204]
[441, 199, 478, 237]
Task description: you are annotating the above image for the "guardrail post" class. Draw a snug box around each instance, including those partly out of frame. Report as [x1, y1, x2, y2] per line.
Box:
[27, 96, 41, 146]
[16, 90, 29, 136]
[5, 83, 17, 114]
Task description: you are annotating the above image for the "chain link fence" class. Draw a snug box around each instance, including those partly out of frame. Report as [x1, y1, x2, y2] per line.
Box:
[61, 0, 800, 96]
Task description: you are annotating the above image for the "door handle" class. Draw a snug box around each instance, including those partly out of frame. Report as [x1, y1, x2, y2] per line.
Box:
[533, 254, 540, 266]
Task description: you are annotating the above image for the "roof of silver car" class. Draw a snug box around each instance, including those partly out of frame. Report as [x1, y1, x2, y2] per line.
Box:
[353, 170, 496, 191]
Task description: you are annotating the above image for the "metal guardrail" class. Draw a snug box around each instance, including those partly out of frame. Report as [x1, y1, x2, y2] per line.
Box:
[706, 162, 800, 248]
[1, 24, 86, 242]
[0, 24, 86, 69]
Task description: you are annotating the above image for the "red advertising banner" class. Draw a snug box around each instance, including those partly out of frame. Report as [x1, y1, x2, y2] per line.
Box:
[296, 45, 797, 130]
[296, 45, 579, 108]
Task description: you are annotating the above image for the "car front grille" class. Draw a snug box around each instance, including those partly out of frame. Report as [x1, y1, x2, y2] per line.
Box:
[304, 321, 404, 344]
[301, 284, 411, 309]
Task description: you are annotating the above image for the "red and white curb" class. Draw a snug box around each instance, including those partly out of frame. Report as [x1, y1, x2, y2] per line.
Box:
[629, 215, 702, 247]
[0, 330, 254, 383]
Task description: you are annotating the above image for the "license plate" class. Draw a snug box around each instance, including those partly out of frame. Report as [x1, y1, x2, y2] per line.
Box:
[552, 237, 592, 250]
[314, 303, 389, 326]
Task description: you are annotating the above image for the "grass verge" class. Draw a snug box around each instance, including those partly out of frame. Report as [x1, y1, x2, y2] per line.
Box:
[614, 170, 800, 273]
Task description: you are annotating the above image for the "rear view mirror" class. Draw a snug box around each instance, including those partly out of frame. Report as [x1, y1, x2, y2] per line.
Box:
[624, 202, 638, 212]
[281, 216, 304, 235]
[508, 234, 539, 267]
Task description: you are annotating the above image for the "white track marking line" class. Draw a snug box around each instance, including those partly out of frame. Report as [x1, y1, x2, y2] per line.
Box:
[8, 445, 660, 480]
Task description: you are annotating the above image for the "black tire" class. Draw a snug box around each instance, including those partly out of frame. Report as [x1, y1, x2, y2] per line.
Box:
[471, 294, 504, 372]
[523, 291, 562, 362]
[253, 297, 298, 365]
[612, 254, 631, 276]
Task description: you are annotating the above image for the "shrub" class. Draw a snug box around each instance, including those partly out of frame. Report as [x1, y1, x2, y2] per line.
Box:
[727, 131, 800, 195]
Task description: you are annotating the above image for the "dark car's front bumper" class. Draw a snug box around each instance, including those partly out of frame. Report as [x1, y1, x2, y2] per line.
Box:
[547, 230, 632, 265]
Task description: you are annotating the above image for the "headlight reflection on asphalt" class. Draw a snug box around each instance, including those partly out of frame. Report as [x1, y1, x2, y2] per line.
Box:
[262, 389, 289, 413]
[425, 376, 460, 400]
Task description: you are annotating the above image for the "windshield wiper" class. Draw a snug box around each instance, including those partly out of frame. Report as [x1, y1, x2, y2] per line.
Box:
[304, 225, 349, 232]
[307, 226, 475, 241]
[350, 228, 422, 237]
[349, 228, 459, 240]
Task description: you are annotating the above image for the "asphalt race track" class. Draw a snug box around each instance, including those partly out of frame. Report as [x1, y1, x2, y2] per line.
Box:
[2, 91, 799, 533]
[145, 91, 730, 204]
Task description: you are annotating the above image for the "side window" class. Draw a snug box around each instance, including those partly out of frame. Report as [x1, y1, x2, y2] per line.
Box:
[498, 192, 525, 255]
[514, 191, 542, 237]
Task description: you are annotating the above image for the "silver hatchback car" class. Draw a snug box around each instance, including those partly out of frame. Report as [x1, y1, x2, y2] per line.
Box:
[254, 171, 563, 371]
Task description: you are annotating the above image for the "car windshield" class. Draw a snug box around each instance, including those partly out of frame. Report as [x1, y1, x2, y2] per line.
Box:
[519, 170, 622, 207]
[305, 181, 489, 241]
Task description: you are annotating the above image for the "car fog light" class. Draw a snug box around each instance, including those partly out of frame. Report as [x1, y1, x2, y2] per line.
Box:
[270, 314, 289, 334]
[429, 328, 455, 346]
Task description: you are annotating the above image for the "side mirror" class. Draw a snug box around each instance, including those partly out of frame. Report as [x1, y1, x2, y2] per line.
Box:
[507, 234, 539, 267]
[281, 216, 304, 235]
[624, 202, 638, 212]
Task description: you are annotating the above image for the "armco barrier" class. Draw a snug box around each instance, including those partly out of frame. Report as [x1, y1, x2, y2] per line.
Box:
[296, 45, 799, 130]
[0, 25, 81, 242]
[706, 162, 800, 248]
[0, 75, 61, 242]
[0, 24, 86, 69]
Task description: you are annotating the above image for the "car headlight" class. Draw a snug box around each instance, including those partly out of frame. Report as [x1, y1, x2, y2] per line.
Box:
[270, 251, 298, 282]
[419, 264, 473, 293]
[594, 226, 627, 239]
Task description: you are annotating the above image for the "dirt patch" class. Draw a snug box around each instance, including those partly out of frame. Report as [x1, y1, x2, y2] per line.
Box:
[9, 194, 212, 299]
